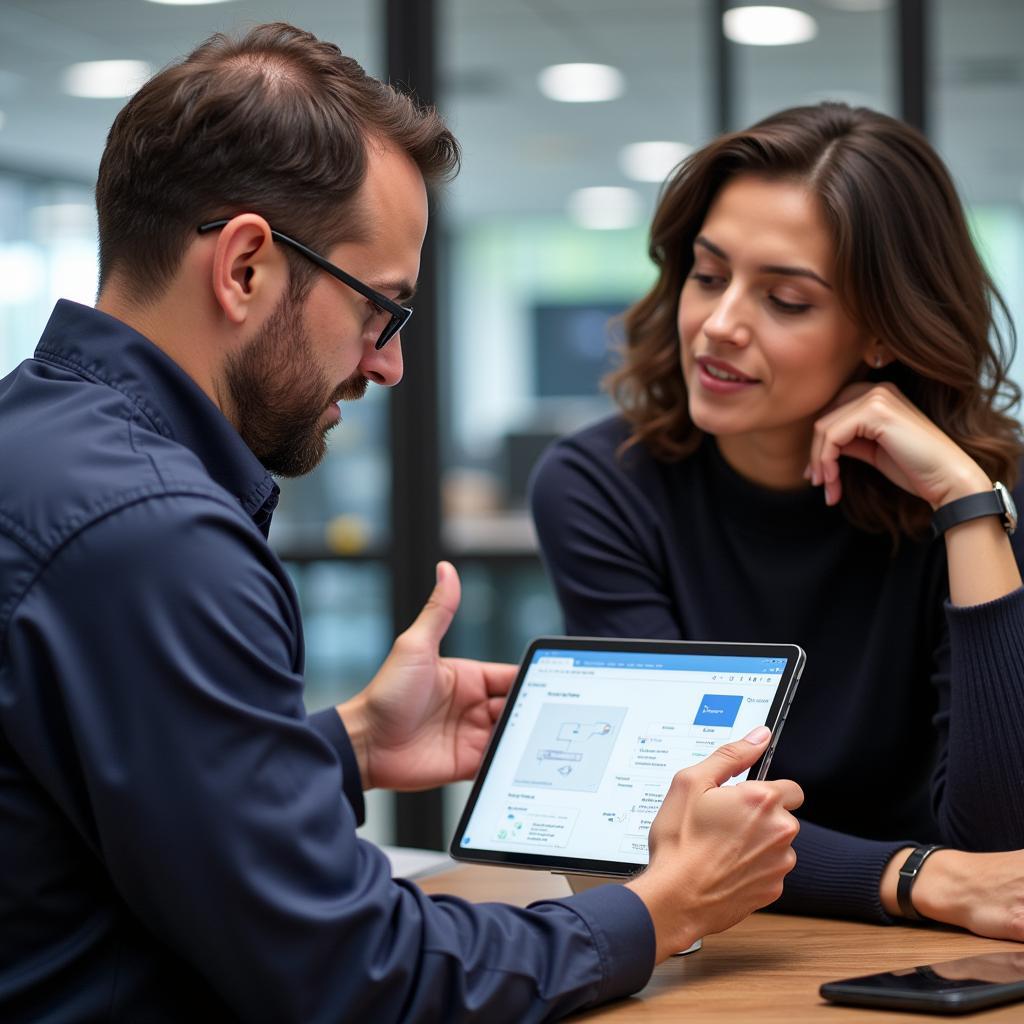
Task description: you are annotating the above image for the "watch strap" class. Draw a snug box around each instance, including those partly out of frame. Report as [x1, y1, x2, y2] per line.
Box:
[896, 844, 945, 921]
[931, 490, 1005, 539]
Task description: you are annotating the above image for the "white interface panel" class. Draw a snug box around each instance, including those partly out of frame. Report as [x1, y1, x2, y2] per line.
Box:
[458, 648, 789, 866]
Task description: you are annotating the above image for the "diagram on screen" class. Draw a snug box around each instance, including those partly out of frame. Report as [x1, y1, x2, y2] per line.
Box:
[514, 703, 627, 792]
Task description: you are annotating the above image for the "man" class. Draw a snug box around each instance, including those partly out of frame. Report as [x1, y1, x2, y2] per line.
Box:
[0, 22, 803, 1023]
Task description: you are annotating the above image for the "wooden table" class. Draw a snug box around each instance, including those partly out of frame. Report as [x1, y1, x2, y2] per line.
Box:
[419, 865, 1023, 1021]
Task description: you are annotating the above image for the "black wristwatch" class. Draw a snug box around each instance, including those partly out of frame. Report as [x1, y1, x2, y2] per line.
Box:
[931, 481, 1017, 538]
[897, 844, 945, 921]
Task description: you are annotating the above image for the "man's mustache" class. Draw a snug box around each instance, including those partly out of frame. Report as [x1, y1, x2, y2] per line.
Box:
[332, 375, 369, 403]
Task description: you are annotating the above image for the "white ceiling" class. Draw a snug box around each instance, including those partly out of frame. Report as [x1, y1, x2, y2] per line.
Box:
[0, 0, 1020, 223]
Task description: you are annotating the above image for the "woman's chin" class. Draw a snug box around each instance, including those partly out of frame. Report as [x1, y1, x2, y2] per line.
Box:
[687, 398, 744, 438]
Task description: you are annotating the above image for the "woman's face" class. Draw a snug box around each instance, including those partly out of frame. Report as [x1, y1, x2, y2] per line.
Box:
[678, 174, 873, 455]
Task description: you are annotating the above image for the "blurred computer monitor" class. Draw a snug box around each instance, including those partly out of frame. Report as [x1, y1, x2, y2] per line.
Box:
[532, 301, 627, 398]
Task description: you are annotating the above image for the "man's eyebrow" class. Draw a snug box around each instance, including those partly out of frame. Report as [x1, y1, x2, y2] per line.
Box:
[374, 280, 417, 304]
[693, 234, 832, 289]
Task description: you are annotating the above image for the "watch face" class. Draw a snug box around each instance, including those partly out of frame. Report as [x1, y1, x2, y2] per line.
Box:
[995, 481, 1018, 532]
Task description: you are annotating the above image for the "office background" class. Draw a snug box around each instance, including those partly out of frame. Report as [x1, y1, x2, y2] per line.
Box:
[1, 0, 1021, 849]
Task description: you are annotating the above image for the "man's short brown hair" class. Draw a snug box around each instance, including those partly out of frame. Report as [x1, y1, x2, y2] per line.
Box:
[95, 22, 459, 302]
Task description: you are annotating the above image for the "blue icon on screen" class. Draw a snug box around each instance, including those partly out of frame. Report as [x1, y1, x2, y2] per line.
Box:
[461, 837, 471, 845]
[694, 694, 743, 727]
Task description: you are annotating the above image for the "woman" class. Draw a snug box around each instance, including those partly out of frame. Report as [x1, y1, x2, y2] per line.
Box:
[531, 102, 1024, 939]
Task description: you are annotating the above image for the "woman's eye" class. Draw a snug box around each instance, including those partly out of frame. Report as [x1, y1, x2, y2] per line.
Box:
[690, 272, 722, 289]
[769, 295, 811, 315]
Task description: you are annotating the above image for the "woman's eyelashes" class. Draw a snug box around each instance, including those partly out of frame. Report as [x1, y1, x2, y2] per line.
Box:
[690, 272, 723, 289]
[687, 270, 812, 315]
[768, 294, 812, 315]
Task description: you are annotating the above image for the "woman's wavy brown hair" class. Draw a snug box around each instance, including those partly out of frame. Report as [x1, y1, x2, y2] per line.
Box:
[607, 102, 1023, 542]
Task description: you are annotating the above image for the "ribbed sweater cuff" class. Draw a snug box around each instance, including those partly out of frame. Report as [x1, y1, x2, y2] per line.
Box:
[771, 820, 915, 924]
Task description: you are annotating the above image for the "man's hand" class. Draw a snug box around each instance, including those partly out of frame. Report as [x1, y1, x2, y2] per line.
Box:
[336, 561, 516, 791]
[626, 727, 803, 962]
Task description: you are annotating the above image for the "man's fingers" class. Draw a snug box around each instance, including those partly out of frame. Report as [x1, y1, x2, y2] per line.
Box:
[762, 778, 805, 812]
[690, 726, 772, 789]
[443, 658, 517, 697]
[482, 662, 517, 697]
[404, 561, 460, 645]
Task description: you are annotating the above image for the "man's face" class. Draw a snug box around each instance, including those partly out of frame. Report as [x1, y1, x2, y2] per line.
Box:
[228, 141, 428, 477]
[224, 291, 366, 477]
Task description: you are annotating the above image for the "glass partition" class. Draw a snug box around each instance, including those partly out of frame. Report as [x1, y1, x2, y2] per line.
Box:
[935, 0, 1024, 385]
[730, 0, 896, 128]
[440, 0, 709, 558]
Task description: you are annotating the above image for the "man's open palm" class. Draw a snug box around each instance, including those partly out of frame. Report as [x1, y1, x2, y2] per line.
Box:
[337, 562, 515, 791]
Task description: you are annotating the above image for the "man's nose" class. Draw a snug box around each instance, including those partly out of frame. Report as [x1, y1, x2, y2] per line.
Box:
[361, 334, 404, 387]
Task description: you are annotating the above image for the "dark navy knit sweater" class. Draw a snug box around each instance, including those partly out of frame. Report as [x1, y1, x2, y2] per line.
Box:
[531, 415, 1024, 923]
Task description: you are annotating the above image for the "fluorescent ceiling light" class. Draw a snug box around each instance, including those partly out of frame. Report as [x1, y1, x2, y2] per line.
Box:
[620, 141, 693, 183]
[723, 6, 818, 46]
[567, 187, 642, 230]
[538, 63, 625, 103]
[62, 60, 152, 99]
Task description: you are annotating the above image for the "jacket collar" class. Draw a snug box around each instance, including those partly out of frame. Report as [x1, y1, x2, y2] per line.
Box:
[35, 300, 280, 530]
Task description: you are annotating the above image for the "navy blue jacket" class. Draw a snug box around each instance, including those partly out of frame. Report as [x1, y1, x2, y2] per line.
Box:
[0, 302, 654, 1023]
[531, 415, 1024, 924]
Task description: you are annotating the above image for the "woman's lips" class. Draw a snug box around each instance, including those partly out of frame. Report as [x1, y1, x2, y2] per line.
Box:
[695, 356, 759, 394]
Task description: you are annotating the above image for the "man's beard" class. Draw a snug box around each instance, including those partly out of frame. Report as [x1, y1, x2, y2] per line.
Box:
[225, 292, 368, 477]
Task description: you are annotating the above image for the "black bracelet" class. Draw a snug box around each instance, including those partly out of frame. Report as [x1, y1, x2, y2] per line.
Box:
[896, 844, 945, 922]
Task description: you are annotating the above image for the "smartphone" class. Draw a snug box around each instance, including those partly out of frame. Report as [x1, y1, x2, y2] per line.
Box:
[820, 952, 1024, 1015]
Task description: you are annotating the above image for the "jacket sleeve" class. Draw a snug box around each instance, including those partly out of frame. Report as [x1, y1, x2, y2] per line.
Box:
[3, 492, 654, 1023]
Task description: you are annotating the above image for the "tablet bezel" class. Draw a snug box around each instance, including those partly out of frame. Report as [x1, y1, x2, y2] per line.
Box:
[449, 635, 805, 876]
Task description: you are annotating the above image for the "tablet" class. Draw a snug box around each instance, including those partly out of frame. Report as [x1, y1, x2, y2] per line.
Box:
[450, 636, 805, 877]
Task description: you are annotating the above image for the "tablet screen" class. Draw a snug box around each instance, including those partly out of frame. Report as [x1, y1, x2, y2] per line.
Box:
[451, 638, 803, 875]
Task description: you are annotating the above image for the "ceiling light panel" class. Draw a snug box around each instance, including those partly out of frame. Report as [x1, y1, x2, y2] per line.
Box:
[567, 187, 642, 230]
[723, 6, 818, 46]
[537, 63, 625, 103]
[62, 60, 152, 99]
[620, 141, 693, 183]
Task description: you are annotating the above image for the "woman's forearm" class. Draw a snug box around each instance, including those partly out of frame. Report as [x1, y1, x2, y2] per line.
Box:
[944, 512, 1022, 607]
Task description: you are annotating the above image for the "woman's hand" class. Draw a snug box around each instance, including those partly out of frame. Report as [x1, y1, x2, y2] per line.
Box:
[806, 381, 990, 509]
[883, 847, 1024, 942]
[808, 381, 1020, 604]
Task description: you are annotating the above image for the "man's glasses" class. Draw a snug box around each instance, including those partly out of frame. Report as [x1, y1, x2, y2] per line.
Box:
[197, 219, 413, 349]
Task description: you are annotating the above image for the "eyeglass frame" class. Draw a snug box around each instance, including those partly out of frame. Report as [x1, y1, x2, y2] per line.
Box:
[197, 218, 413, 349]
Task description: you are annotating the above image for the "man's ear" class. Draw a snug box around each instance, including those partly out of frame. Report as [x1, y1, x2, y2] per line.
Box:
[206, 215, 287, 325]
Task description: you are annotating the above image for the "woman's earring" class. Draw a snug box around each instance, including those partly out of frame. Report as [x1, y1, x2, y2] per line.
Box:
[874, 353, 883, 368]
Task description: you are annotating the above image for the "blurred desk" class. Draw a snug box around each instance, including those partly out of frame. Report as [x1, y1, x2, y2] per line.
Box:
[419, 865, 1024, 1022]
